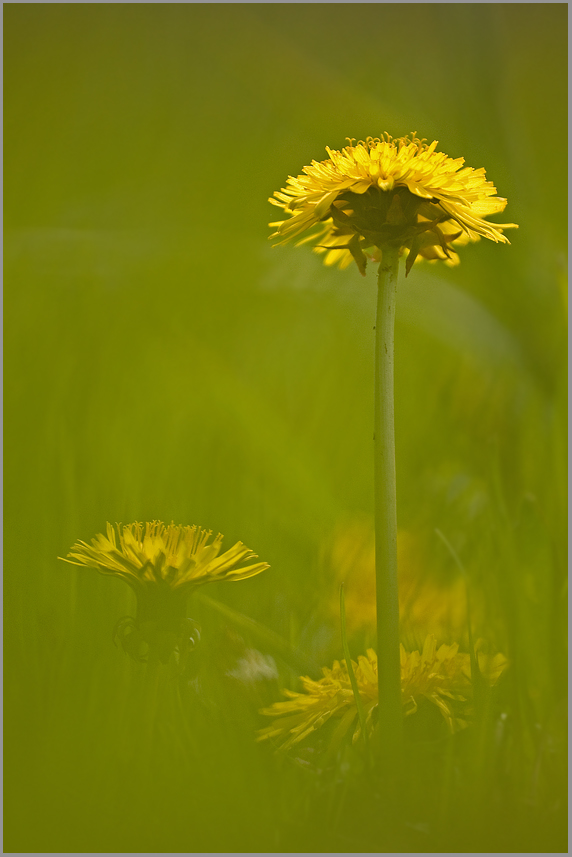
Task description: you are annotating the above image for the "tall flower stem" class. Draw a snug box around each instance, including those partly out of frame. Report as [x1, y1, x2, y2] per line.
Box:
[374, 244, 403, 764]
[143, 649, 162, 750]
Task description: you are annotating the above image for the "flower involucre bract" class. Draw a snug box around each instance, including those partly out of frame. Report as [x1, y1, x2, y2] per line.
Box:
[258, 635, 507, 750]
[269, 134, 517, 276]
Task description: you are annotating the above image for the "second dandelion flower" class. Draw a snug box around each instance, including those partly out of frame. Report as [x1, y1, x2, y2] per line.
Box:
[60, 521, 269, 664]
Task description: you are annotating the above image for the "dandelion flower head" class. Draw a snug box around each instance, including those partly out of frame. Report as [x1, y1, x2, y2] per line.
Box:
[61, 521, 269, 594]
[258, 635, 507, 750]
[270, 133, 517, 276]
[60, 522, 270, 662]
[322, 516, 476, 642]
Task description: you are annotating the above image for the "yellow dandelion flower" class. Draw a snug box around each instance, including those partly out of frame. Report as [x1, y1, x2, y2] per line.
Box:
[321, 517, 476, 642]
[258, 635, 507, 750]
[62, 521, 269, 591]
[258, 649, 378, 752]
[60, 521, 269, 661]
[270, 133, 517, 276]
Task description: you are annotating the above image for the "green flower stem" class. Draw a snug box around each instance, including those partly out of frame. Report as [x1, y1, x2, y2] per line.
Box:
[374, 244, 403, 762]
[143, 650, 162, 748]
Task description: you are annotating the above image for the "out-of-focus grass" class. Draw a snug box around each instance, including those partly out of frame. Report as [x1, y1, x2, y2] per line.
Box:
[4, 4, 567, 853]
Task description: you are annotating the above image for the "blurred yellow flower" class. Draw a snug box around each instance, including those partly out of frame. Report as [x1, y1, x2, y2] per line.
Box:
[322, 517, 475, 643]
[258, 635, 507, 750]
[270, 134, 517, 275]
[60, 521, 269, 661]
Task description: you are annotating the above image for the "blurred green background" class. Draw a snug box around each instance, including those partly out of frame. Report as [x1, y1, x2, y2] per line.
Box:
[5, 4, 567, 853]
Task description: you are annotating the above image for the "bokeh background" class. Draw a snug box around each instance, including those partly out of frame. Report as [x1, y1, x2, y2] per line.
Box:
[5, 4, 567, 853]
